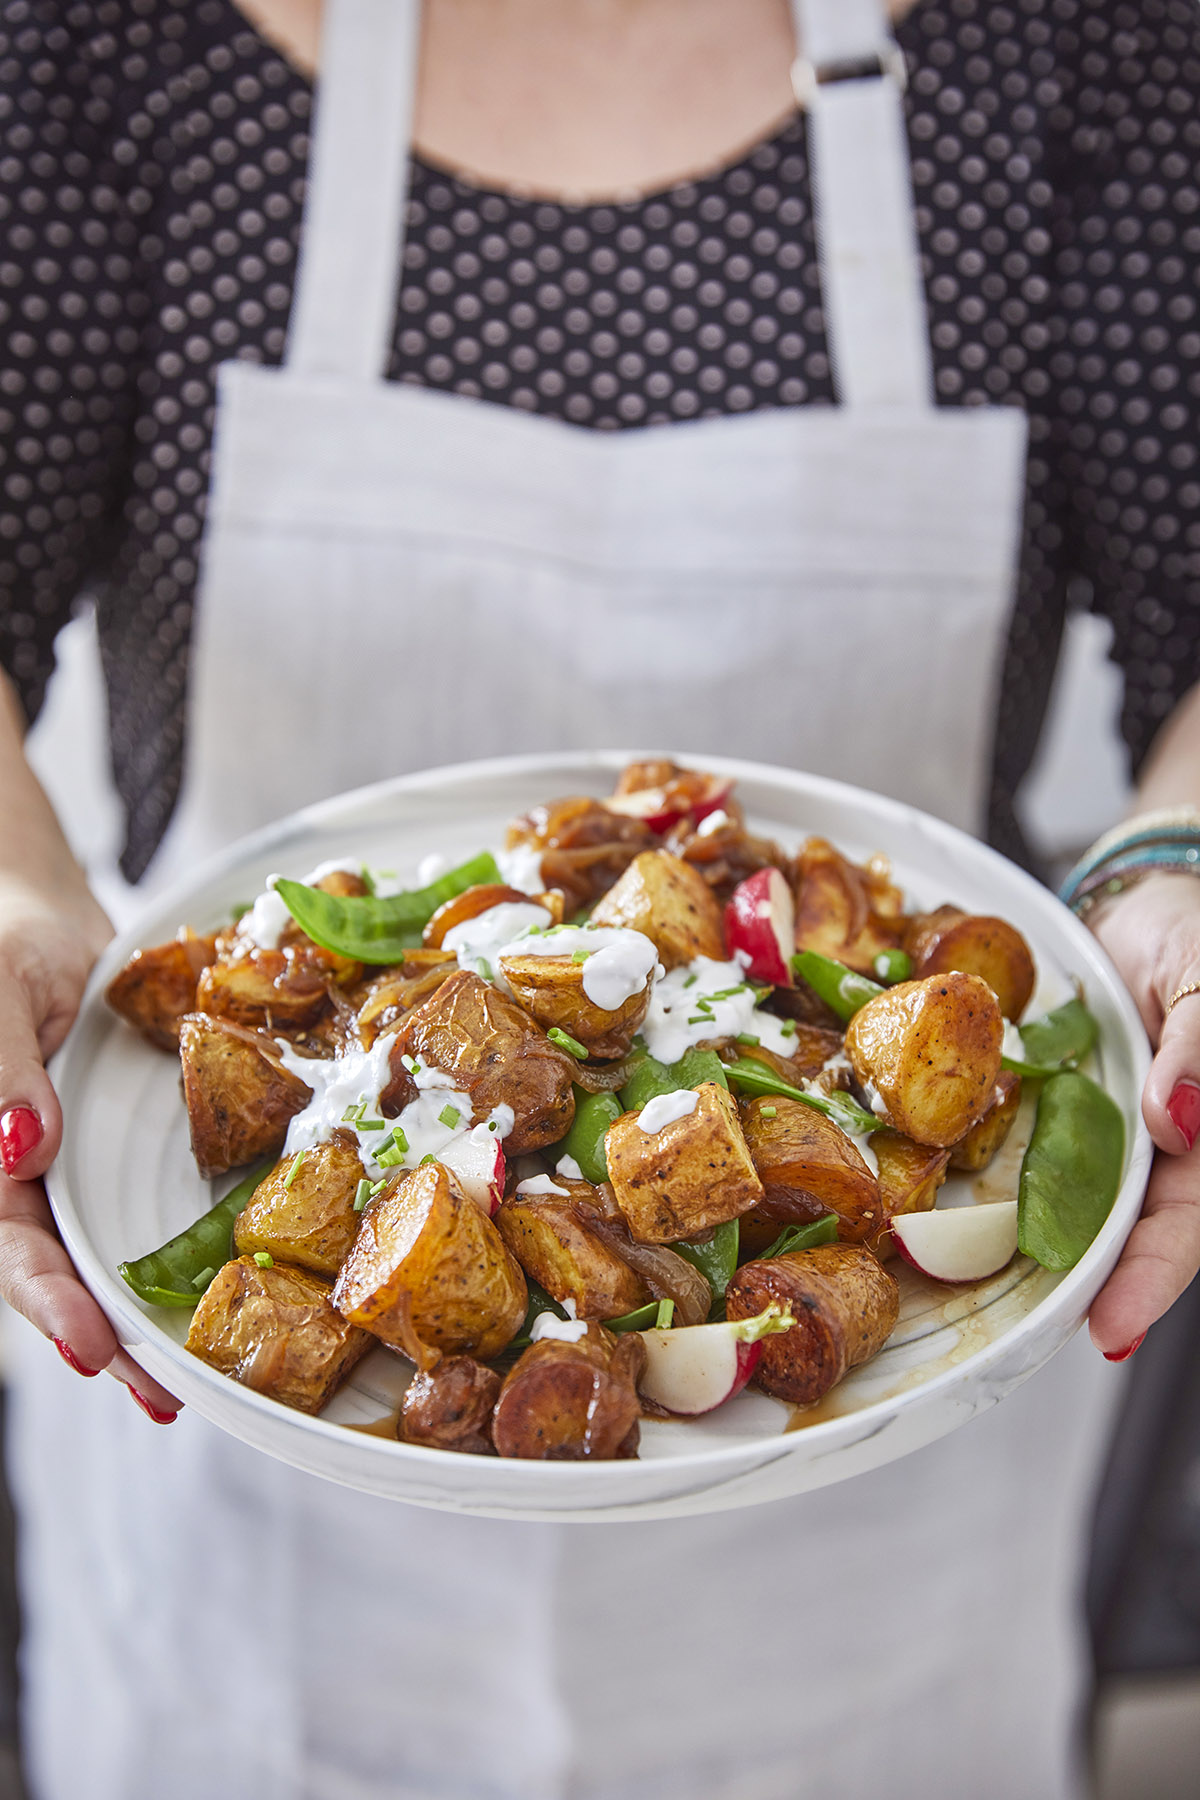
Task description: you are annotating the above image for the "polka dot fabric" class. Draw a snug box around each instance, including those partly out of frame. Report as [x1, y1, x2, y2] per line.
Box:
[2, 0, 1200, 879]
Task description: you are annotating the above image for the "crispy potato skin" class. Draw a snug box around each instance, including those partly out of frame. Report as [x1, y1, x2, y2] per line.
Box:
[791, 839, 905, 974]
[870, 1133, 951, 1256]
[491, 1325, 645, 1460]
[726, 1244, 899, 1405]
[394, 969, 576, 1153]
[233, 1130, 365, 1276]
[331, 1161, 528, 1359]
[605, 1081, 764, 1244]
[105, 928, 220, 1051]
[179, 1013, 314, 1179]
[498, 952, 650, 1058]
[590, 850, 724, 970]
[844, 972, 1004, 1148]
[495, 1190, 652, 1319]
[196, 940, 334, 1031]
[186, 1256, 371, 1413]
[399, 1357, 502, 1455]
[947, 1069, 1022, 1172]
[903, 906, 1036, 1021]
[739, 1096, 882, 1250]
[352, 950, 458, 1050]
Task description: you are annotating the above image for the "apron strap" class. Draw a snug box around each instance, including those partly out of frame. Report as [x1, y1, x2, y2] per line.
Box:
[791, 0, 932, 408]
[286, 0, 421, 379]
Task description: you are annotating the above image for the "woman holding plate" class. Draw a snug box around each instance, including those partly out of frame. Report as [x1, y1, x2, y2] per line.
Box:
[1, 0, 1200, 1796]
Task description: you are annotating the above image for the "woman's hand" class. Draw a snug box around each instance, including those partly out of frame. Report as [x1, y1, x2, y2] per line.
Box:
[0, 870, 182, 1420]
[1087, 871, 1200, 1357]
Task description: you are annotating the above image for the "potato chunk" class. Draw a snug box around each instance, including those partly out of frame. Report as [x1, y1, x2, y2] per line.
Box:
[491, 1325, 645, 1460]
[791, 838, 904, 974]
[903, 906, 1036, 1021]
[233, 1130, 365, 1277]
[605, 1081, 764, 1244]
[497, 952, 650, 1058]
[400, 1357, 502, 1455]
[393, 969, 575, 1153]
[186, 1257, 371, 1414]
[105, 927, 220, 1051]
[495, 1185, 652, 1320]
[590, 850, 724, 970]
[844, 972, 1003, 1148]
[725, 1244, 899, 1405]
[871, 1133, 951, 1255]
[739, 1095, 882, 1252]
[947, 1069, 1022, 1172]
[179, 1013, 314, 1179]
[331, 1161, 527, 1359]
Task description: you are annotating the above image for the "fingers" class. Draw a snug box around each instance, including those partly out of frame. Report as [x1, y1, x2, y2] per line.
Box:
[0, 968, 63, 1180]
[1088, 1146, 1200, 1354]
[1142, 983, 1200, 1153]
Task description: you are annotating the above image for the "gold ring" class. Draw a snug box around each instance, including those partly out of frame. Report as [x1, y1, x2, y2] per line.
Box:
[1165, 980, 1200, 1019]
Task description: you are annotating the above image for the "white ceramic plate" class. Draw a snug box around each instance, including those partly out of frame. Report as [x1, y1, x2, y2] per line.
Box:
[46, 752, 1153, 1522]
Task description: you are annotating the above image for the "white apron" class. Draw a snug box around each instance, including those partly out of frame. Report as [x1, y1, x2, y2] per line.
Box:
[7, 2, 1124, 1795]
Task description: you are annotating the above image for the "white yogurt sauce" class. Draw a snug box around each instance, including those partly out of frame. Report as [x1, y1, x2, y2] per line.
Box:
[1002, 1021, 1025, 1062]
[496, 842, 546, 895]
[442, 900, 556, 981]
[695, 808, 730, 837]
[515, 1175, 571, 1198]
[847, 1131, 880, 1177]
[235, 857, 365, 952]
[637, 1089, 699, 1133]
[496, 923, 660, 1011]
[642, 955, 796, 1064]
[529, 1314, 590, 1344]
[555, 1154, 584, 1181]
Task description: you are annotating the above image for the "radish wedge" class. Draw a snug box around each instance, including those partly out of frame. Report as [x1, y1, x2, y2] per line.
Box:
[723, 868, 795, 987]
[638, 1302, 794, 1415]
[891, 1201, 1019, 1284]
[605, 776, 734, 835]
[438, 1134, 505, 1216]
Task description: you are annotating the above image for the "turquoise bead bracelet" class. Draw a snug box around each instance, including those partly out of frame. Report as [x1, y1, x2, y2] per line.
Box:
[1059, 808, 1200, 919]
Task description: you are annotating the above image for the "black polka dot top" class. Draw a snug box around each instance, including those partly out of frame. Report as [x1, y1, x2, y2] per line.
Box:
[2, 0, 1200, 880]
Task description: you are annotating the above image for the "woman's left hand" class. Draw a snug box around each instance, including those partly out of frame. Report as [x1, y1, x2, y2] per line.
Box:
[1088, 870, 1200, 1356]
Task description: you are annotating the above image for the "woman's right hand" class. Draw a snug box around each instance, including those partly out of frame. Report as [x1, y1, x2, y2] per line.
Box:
[0, 674, 182, 1419]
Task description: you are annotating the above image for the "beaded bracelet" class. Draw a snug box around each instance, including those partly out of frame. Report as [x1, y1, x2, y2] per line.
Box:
[1059, 807, 1200, 919]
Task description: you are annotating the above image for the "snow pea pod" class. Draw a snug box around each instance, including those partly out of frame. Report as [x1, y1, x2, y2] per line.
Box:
[119, 1162, 271, 1307]
[757, 1213, 839, 1261]
[1003, 997, 1099, 1080]
[673, 1219, 740, 1298]
[274, 850, 502, 963]
[1017, 1070, 1125, 1270]
[618, 1045, 729, 1114]
[722, 1058, 878, 1138]
[559, 1088, 623, 1184]
[790, 950, 884, 1022]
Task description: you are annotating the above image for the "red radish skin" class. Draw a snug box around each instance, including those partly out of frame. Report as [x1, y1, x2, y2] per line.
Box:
[723, 868, 795, 987]
[605, 777, 734, 835]
[890, 1201, 1018, 1284]
[637, 1304, 793, 1415]
[439, 1138, 506, 1216]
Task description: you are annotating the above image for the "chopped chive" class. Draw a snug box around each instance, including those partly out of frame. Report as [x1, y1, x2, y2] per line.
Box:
[390, 1125, 409, 1153]
[687, 1015, 710, 1026]
[760, 1105, 777, 1118]
[283, 1151, 305, 1190]
[192, 1265, 216, 1291]
[548, 1027, 588, 1059]
[376, 1144, 405, 1168]
[736, 1032, 760, 1046]
[683, 973, 698, 988]
[571, 949, 591, 964]
[370, 1178, 386, 1199]
[437, 1104, 461, 1130]
[357, 1118, 387, 1131]
[477, 958, 494, 981]
[253, 1251, 274, 1268]
[710, 985, 747, 1001]
[780, 1021, 796, 1038]
[401, 1055, 419, 1075]
[340, 1101, 366, 1124]
[654, 1298, 675, 1330]
[419, 1154, 436, 1167]
[353, 1179, 373, 1211]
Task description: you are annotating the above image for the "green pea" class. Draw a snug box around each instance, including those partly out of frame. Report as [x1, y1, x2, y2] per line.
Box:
[273, 850, 502, 963]
[1018, 1071, 1125, 1270]
[872, 948, 913, 984]
[558, 1089, 623, 1185]
[119, 1162, 272, 1307]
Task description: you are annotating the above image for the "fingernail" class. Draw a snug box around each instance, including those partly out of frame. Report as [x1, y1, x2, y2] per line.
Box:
[52, 1338, 100, 1378]
[125, 1385, 177, 1425]
[1103, 1332, 1146, 1363]
[0, 1105, 42, 1175]
[1167, 1081, 1200, 1150]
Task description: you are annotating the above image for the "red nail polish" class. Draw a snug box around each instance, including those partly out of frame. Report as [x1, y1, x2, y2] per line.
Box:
[1167, 1081, 1200, 1150]
[0, 1105, 42, 1175]
[52, 1338, 100, 1377]
[1103, 1332, 1146, 1363]
[126, 1385, 177, 1425]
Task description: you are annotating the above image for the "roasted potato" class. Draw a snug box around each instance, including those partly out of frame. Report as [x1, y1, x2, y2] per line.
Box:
[186, 1256, 372, 1413]
[423, 882, 556, 947]
[844, 972, 1003, 1148]
[105, 927, 220, 1051]
[352, 949, 458, 1049]
[331, 1160, 528, 1359]
[605, 1081, 764, 1244]
[399, 1357, 502, 1455]
[725, 1244, 900, 1405]
[490, 1324, 645, 1460]
[393, 969, 576, 1153]
[792, 837, 905, 974]
[497, 951, 650, 1058]
[233, 1129, 365, 1276]
[195, 871, 367, 1030]
[495, 1182, 652, 1319]
[947, 1068, 1022, 1171]
[870, 1132, 951, 1254]
[903, 906, 1036, 1020]
[739, 1095, 882, 1251]
[590, 850, 724, 969]
[179, 1013, 315, 1179]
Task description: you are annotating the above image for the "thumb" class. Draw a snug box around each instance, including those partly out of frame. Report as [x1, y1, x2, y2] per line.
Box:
[1142, 979, 1200, 1153]
[0, 970, 63, 1179]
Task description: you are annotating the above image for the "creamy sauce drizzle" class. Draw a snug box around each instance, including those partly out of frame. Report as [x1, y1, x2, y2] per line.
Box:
[637, 1090, 699, 1133]
[235, 857, 364, 951]
[642, 954, 796, 1064]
